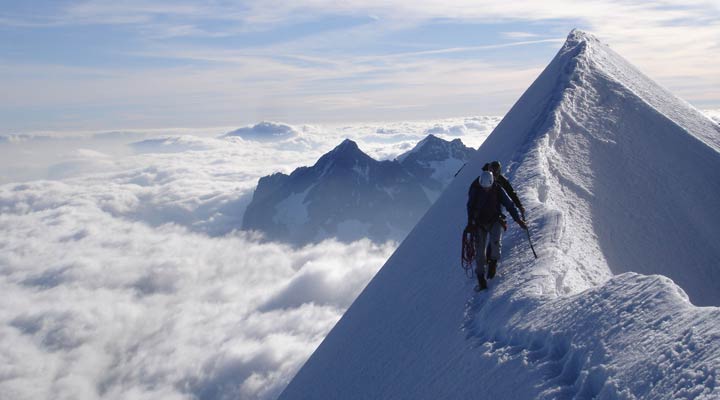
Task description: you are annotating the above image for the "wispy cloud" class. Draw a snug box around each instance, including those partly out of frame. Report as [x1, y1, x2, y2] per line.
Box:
[350, 38, 565, 60]
[0, 0, 717, 130]
[0, 49, 538, 130]
[502, 31, 540, 39]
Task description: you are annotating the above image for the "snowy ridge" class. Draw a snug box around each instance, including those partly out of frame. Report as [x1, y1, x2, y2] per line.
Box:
[279, 30, 720, 400]
[463, 273, 719, 399]
[571, 32, 720, 152]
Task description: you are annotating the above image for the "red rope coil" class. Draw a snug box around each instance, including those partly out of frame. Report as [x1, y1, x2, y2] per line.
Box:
[461, 228, 477, 278]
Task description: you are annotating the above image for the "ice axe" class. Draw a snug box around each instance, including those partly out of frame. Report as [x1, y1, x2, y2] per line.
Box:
[525, 225, 538, 259]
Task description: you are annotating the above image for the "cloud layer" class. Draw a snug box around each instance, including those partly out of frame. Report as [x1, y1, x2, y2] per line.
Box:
[0, 117, 497, 399]
[0, 196, 395, 399]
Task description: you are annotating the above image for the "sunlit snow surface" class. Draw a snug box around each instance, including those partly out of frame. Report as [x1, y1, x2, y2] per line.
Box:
[279, 31, 720, 400]
[0, 118, 497, 399]
[703, 109, 720, 126]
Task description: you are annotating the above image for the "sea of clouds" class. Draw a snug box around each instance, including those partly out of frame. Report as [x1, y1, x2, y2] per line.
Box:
[0, 117, 499, 400]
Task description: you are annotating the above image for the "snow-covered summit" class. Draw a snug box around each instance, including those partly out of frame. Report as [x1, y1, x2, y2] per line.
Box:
[396, 134, 472, 162]
[333, 138, 362, 153]
[397, 134, 476, 201]
[313, 138, 375, 176]
[223, 121, 299, 141]
[279, 30, 720, 399]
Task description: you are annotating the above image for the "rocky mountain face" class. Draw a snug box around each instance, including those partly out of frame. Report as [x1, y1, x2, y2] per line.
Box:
[242, 136, 476, 244]
[398, 134, 477, 201]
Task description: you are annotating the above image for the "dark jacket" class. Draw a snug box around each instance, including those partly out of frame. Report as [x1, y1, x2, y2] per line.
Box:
[482, 163, 523, 212]
[466, 178, 521, 226]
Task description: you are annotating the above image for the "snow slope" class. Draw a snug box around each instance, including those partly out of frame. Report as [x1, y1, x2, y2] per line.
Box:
[278, 30, 720, 399]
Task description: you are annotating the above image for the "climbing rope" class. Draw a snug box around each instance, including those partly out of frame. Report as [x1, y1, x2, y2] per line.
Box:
[461, 227, 477, 278]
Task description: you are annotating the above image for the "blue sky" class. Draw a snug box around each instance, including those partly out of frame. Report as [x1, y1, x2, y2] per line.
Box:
[1, 0, 718, 132]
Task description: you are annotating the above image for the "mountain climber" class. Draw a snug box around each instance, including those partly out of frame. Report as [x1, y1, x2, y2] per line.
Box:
[481, 160, 526, 262]
[482, 161, 525, 220]
[466, 170, 527, 291]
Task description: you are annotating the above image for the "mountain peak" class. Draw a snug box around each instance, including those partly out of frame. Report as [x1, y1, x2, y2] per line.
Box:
[326, 139, 369, 160]
[411, 134, 444, 150]
[419, 134, 445, 146]
[396, 134, 444, 162]
[279, 29, 720, 400]
[567, 28, 594, 42]
[334, 138, 360, 153]
[223, 121, 298, 141]
[562, 29, 604, 51]
[397, 134, 473, 164]
[313, 138, 375, 174]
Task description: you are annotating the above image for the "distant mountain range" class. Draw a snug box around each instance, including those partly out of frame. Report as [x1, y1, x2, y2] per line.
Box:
[242, 134, 476, 244]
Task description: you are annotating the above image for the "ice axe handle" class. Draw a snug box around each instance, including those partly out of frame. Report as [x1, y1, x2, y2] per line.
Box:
[526, 226, 538, 259]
